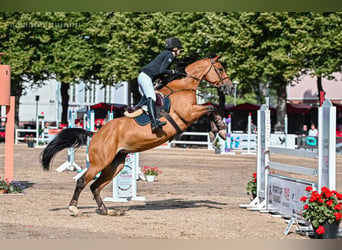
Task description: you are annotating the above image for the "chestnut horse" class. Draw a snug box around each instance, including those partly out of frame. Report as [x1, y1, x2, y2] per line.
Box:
[40, 55, 234, 216]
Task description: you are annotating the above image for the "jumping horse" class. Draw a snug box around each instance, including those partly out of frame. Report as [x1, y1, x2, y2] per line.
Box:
[40, 55, 234, 216]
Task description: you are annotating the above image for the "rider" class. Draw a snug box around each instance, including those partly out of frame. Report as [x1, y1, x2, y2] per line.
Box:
[137, 37, 182, 133]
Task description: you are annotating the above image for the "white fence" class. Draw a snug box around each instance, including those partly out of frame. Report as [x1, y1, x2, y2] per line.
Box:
[169, 132, 213, 150]
[240, 99, 338, 236]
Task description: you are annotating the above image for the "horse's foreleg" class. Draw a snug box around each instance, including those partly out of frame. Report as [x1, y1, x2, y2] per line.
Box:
[212, 113, 226, 140]
[191, 105, 226, 140]
[90, 152, 127, 215]
[205, 105, 226, 140]
[190, 105, 215, 121]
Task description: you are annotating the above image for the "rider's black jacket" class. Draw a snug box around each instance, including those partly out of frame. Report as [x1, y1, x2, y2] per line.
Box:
[140, 50, 175, 81]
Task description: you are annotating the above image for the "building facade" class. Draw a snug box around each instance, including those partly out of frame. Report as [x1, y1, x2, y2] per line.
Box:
[287, 72, 342, 106]
[18, 79, 130, 126]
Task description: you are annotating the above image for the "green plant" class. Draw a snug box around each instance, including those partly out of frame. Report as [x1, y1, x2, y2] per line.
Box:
[213, 138, 221, 149]
[0, 177, 25, 194]
[0, 177, 9, 191]
[142, 166, 162, 176]
[24, 134, 34, 142]
[300, 186, 342, 235]
[246, 173, 257, 198]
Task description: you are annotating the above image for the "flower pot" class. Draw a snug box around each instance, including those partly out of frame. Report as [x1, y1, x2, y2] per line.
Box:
[0, 189, 7, 194]
[146, 175, 155, 182]
[27, 141, 34, 148]
[215, 148, 221, 154]
[313, 221, 341, 239]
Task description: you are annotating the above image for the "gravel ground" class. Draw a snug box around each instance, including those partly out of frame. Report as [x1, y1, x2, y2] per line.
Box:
[0, 143, 341, 239]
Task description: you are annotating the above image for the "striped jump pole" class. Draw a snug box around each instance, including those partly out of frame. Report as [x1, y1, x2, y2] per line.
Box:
[56, 110, 82, 172]
[73, 109, 95, 180]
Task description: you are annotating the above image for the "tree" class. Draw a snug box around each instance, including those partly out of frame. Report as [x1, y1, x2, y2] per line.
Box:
[0, 12, 51, 126]
[202, 13, 303, 129]
[0, 12, 96, 125]
[203, 12, 342, 130]
[2, 12, 341, 130]
[292, 12, 342, 105]
[41, 12, 96, 124]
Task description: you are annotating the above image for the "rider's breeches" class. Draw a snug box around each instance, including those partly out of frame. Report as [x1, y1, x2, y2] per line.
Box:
[137, 72, 156, 102]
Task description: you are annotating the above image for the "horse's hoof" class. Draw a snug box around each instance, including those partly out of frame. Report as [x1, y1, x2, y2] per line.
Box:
[69, 205, 82, 217]
[218, 130, 226, 140]
[108, 208, 127, 216]
[95, 209, 108, 216]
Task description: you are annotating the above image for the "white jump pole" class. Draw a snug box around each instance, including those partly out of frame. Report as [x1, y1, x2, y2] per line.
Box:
[224, 115, 232, 153]
[318, 99, 336, 191]
[56, 110, 82, 172]
[240, 104, 270, 209]
[104, 152, 145, 203]
[73, 109, 95, 180]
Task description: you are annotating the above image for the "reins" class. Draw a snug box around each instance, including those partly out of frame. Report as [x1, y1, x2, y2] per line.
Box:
[164, 58, 227, 98]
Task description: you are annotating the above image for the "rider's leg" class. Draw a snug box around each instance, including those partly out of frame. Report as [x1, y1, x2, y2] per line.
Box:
[137, 72, 166, 132]
[146, 97, 166, 132]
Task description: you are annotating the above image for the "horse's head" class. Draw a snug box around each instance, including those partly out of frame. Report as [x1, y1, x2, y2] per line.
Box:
[204, 56, 234, 96]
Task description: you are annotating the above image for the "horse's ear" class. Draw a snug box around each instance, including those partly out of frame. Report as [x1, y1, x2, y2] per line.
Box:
[214, 55, 221, 61]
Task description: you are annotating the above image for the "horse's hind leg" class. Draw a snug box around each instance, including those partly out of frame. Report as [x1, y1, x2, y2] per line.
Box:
[68, 167, 100, 216]
[90, 152, 127, 215]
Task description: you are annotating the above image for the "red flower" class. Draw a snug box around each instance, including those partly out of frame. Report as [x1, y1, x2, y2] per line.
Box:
[316, 226, 325, 235]
[335, 212, 342, 221]
[253, 173, 257, 178]
[305, 186, 313, 192]
[321, 186, 330, 194]
[321, 187, 333, 198]
[326, 200, 333, 207]
[303, 204, 309, 210]
[336, 193, 342, 200]
[334, 203, 342, 210]
[253, 178, 256, 183]
[309, 194, 319, 202]
[300, 196, 307, 202]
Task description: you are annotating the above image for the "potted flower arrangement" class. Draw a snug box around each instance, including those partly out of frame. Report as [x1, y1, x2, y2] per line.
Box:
[300, 186, 342, 239]
[24, 134, 34, 147]
[213, 138, 221, 154]
[142, 166, 162, 182]
[246, 173, 257, 200]
[0, 177, 25, 194]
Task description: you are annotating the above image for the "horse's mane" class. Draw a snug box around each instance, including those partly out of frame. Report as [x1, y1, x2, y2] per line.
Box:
[158, 52, 218, 86]
[158, 52, 201, 85]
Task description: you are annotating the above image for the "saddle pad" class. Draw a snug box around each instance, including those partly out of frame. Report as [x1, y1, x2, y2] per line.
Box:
[134, 113, 151, 126]
[133, 96, 171, 126]
[163, 96, 171, 113]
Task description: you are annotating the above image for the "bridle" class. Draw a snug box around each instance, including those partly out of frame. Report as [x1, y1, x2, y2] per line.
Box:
[203, 58, 230, 86]
[164, 58, 230, 97]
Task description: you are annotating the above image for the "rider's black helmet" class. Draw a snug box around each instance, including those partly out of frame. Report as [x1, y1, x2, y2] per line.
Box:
[165, 37, 183, 50]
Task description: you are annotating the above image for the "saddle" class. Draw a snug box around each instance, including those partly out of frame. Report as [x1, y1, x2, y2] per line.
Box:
[124, 92, 171, 126]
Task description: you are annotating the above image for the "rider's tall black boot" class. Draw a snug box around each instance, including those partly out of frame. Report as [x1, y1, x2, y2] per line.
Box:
[147, 97, 167, 132]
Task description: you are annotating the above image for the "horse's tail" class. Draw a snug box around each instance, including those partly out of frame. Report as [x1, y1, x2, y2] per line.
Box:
[40, 128, 93, 171]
